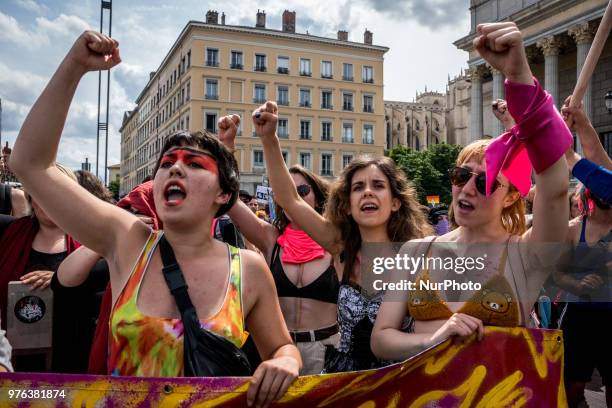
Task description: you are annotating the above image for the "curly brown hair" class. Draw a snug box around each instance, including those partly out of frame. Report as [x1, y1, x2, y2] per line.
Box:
[273, 165, 329, 234]
[324, 156, 433, 283]
[75, 170, 114, 203]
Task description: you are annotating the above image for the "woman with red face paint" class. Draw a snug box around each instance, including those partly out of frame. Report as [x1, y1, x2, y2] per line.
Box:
[371, 22, 572, 361]
[251, 98, 432, 372]
[10, 31, 300, 408]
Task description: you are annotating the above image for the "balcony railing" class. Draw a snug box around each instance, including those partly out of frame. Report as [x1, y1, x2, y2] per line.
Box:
[321, 169, 333, 176]
[342, 105, 354, 111]
[342, 137, 354, 143]
[362, 138, 374, 144]
[321, 74, 333, 79]
[342, 76, 354, 81]
[230, 63, 243, 69]
[206, 61, 219, 67]
[205, 94, 219, 100]
[253, 97, 266, 104]
[321, 103, 333, 109]
[363, 78, 374, 84]
[299, 71, 312, 77]
[254, 66, 267, 72]
[321, 136, 333, 142]
[278, 131, 289, 139]
[277, 99, 289, 106]
[299, 134, 312, 140]
[299, 101, 311, 108]
[363, 106, 373, 113]
[277, 67, 289, 74]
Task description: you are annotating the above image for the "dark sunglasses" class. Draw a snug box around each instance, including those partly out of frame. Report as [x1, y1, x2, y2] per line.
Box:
[296, 184, 311, 198]
[448, 166, 505, 196]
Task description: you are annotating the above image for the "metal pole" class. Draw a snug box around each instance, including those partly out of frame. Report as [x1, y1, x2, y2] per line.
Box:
[95, 2, 103, 177]
[104, 1, 112, 184]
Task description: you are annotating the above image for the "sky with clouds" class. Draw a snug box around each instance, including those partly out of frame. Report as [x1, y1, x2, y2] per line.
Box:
[0, 0, 470, 175]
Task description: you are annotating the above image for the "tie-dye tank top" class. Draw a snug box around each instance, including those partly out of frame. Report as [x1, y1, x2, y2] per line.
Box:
[109, 230, 248, 376]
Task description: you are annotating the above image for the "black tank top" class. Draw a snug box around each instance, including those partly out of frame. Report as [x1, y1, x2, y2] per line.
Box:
[270, 243, 340, 304]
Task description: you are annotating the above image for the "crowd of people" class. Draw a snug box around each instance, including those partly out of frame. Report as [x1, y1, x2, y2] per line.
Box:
[0, 21, 610, 408]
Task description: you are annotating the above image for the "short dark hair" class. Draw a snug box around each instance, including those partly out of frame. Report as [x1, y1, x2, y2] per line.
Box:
[153, 130, 240, 217]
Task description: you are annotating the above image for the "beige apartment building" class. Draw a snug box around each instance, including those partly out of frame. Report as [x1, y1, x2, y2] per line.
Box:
[119, 10, 388, 196]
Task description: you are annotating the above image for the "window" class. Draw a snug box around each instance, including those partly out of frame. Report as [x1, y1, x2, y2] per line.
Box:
[277, 86, 289, 106]
[363, 95, 373, 113]
[282, 151, 289, 163]
[205, 113, 217, 133]
[342, 93, 353, 111]
[186, 81, 190, 100]
[300, 152, 311, 169]
[300, 58, 311, 76]
[231, 51, 243, 69]
[186, 115, 190, 130]
[187, 50, 191, 67]
[205, 79, 218, 99]
[253, 150, 264, 167]
[255, 54, 266, 72]
[321, 121, 332, 141]
[321, 154, 333, 176]
[363, 66, 373, 83]
[300, 120, 311, 140]
[277, 118, 289, 138]
[277, 56, 289, 74]
[321, 61, 332, 78]
[363, 124, 374, 144]
[342, 63, 353, 81]
[299, 89, 311, 107]
[342, 123, 354, 143]
[254, 84, 266, 103]
[321, 91, 333, 109]
[342, 154, 353, 168]
[206, 48, 219, 67]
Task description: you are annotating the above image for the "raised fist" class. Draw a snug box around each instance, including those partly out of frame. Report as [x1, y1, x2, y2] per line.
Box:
[217, 114, 240, 151]
[473, 22, 532, 85]
[66, 31, 121, 74]
[252, 101, 279, 140]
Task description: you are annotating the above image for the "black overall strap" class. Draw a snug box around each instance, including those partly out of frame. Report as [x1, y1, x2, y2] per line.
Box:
[159, 234, 195, 316]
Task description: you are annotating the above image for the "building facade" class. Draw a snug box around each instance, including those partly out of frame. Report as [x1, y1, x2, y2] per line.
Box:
[119, 10, 388, 196]
[385, 90, 449, 150]
[453, 0, 612, 152]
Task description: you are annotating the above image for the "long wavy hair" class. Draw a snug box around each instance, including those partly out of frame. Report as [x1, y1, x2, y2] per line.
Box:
[273, 165, 329, 234]
[325, 156, 432, 283]
[448, 139, 526, 235]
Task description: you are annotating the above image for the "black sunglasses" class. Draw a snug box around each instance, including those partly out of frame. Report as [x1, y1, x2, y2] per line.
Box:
[296, 184, 311, 198]
[448, 167, 505, 196]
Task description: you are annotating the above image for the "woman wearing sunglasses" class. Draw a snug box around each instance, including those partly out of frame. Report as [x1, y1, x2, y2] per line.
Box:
[251, 99, 432, 372]
[219, 115, 340, 375]
[371, 22, 573, 361]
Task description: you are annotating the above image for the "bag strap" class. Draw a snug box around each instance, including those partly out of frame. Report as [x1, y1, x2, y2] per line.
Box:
[159, 234, 195, 316]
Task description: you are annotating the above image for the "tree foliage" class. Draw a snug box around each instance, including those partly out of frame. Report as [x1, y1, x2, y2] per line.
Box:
[386, 143, 462, 205]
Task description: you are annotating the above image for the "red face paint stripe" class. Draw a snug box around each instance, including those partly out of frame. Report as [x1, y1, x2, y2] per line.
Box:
[160, 148, 218, 175]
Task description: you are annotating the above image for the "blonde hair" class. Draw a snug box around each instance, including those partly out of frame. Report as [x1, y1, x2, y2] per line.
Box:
[448, 139, 526, 235]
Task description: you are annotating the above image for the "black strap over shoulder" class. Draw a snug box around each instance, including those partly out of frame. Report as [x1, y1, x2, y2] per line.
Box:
[157, 233, 252, 377]
[159, 235, 194, 314]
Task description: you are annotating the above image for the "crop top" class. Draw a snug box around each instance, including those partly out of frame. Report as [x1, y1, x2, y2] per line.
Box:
[270, 243, 340, 304]
[407, 237, 520, 326]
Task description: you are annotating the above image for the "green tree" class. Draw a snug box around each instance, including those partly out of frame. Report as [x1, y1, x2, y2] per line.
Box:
[386, 143, 461, 205]
[108, 179, 120, 201]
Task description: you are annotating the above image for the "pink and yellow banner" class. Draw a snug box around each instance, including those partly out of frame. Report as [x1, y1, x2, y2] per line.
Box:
[0, 327, 565, 407]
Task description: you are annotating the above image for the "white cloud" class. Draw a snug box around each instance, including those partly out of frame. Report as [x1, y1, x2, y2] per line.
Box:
[12, 0, 48, 15]
[35, 14, 90, 37]
[0, 10, 48, 47]
[0, 62, 48, 105]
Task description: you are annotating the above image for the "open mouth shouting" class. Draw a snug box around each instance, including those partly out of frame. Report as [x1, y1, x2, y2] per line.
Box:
[457, 199, 475, 213]
[360, 202, 379, 214]
[164, 181, 187, 206]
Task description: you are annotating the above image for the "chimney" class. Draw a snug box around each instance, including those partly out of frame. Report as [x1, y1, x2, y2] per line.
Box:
[221, 12, 225, 25]
[282, 10, 296, 33]
[337, 30, 348, 41]
[149, 71, 156, 81]
[205, 10, 219, 24]
[364, 29, 373, 45]
[256, 10, 266, 28]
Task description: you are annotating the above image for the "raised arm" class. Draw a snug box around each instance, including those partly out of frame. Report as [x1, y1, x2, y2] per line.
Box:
[474, 22, 569, 242]
[252, 102, 342, 255]
[562, 95, 612, 170]
[9, 31, 147, 259]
